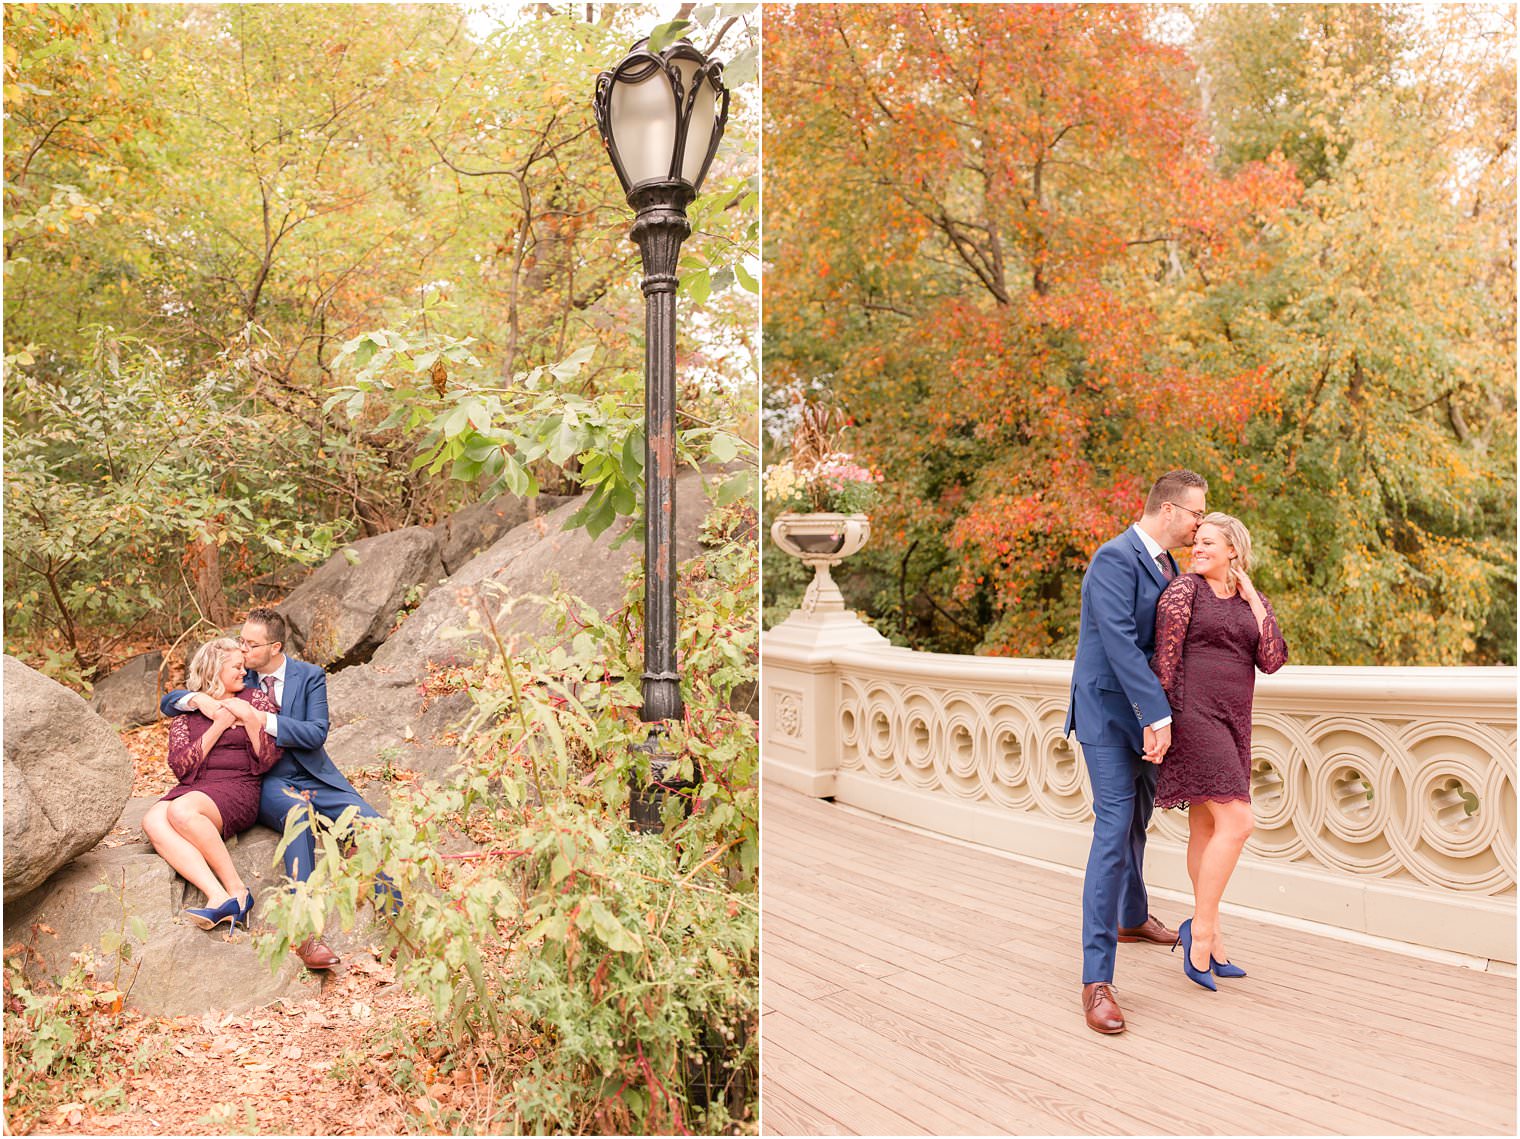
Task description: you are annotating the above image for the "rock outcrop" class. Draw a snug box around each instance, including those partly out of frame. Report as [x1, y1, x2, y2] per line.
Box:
[3, 800, 386, 1016]
[88, 650, 165, 728]
[437, 492, 575, 574]
[4, 656, 135, 902]
[324, 469, 720, 781]
[280, 526, 446, 669]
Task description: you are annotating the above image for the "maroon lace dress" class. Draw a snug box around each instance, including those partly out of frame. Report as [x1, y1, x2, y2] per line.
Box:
[1150, 573, 1288, 809]
[160, 688, 282, 836]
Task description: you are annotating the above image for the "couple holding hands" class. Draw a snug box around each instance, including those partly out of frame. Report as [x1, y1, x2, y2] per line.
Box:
[140, 608, 389, 971]
[1067, 470, 1289, 1034]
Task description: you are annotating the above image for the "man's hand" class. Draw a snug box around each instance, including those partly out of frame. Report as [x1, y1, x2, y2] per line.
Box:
[1142, 723, 1171, 764]
[209, 703, 239, 730]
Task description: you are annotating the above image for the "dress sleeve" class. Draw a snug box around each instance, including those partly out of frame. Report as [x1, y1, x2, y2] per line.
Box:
[242, 688, 284, 773]
[1255, 593, 1288, 674]
[167, 713, 207, 782]
[1150, 575, 1196, 701]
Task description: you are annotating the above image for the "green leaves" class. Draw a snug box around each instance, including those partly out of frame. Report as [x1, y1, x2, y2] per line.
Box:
[647, 20, 691, 53]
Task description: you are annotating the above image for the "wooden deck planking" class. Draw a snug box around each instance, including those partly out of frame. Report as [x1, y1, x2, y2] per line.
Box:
[777, 857, 1513, 1069]
[762, 783, 1518, 1136]
[764, 787, 1516, 1027]
[764, 808, 1513, 1132]
[774, 834, 1514, 1022]
[765, 901, 1425, 1135]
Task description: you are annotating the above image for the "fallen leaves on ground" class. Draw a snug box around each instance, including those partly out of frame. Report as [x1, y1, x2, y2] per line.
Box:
[26, 948, 432, 1137]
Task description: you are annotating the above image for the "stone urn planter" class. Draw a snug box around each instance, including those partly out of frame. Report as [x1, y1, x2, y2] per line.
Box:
[770, 512, 870, 613]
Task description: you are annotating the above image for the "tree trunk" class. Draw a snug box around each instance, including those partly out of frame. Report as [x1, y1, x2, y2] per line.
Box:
[189, 535, 230, 625]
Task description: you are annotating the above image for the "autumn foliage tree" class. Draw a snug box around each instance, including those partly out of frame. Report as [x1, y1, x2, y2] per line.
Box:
[763, 3, 1515, 664]
[765, 4, 1300, 654]
[5, 3, 759, 677]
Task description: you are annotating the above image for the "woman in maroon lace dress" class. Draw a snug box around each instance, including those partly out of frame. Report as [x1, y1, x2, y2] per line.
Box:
[141, 638, 282, 930]
[1150, 513, 1287, 990]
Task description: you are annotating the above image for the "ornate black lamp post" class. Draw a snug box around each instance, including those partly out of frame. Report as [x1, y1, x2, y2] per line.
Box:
[593, 37, 728, 831]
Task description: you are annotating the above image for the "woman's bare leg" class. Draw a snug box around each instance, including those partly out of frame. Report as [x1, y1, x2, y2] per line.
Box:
[1190, 798, 1254, 966]
[1186, 803, 1214, 893]
[165, 793, 246, 904]
[142, 800, 229, 905]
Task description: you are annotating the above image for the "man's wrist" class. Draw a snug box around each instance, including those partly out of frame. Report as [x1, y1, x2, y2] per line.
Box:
[1149, 716, 1172, 730]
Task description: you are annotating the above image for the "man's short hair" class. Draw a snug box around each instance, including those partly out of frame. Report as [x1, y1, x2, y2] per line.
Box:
[245, 606, 287, 645]
[1143, 470, 1208, 515]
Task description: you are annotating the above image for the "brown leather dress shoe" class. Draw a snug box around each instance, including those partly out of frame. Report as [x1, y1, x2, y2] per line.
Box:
[1082, 982, 1125, 1034]
[294, 937, 340, 970]
[1118, 914, 1176, 945]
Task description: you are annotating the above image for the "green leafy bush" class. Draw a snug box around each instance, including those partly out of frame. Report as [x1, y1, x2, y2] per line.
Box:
[2, 946, 155, 1133]
[257, 519, 758, 1134]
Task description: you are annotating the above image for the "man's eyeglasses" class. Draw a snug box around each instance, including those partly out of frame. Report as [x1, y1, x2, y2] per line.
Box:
[238, 637, 280, 650]
[1166, 501, 1205, 523]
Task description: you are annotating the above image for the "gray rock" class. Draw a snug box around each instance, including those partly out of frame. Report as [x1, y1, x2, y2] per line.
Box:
[2, 818, 310, 1014]
[88, 650, 166, 728]
[326, 665, 474, 784]
[0, 805, 406, 1015]
[280, 527, 445, 670]
[437, 493, 576, 574]
[4, 657, 135, 902]
[370, 468, 718, 681]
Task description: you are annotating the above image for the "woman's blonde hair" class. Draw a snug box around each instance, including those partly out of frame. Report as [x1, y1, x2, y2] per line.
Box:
[186, 637, 243, 699]
[1200, 511, 1254, 583]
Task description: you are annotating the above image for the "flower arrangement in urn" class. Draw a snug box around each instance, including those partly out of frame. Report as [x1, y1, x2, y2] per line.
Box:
[764, 402, 882, 515]
[766, 403, 879, 601]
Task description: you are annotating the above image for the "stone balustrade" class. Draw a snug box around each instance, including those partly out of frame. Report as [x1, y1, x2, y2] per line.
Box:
[763, 608, 1517, 964]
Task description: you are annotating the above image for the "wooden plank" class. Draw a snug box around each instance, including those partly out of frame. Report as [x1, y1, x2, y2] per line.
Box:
[760, 1083, 848, 1136]
[764, 904, 1407, 1135]
[762, 1036, 928, 1136]
[764, 1008, 1018, 1134]
[761, 786, 1517, 1136]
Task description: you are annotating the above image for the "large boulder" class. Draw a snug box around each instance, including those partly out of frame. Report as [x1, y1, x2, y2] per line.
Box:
[280, 526, 446, 670]
[2, 815, 307, 1014]
[436, 493, 576, 574]
[370, 468, 717, 680]
[4, 656, 135, 902]
[88, 650, 165, 728]
[1, 802, 394, 1015]
[325, 470, 722, 780]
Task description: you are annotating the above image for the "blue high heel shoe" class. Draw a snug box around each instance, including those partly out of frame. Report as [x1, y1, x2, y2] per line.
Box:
[234, 890, 255, 930]
[186, 895, 243, 931]
[1211, 956, 1247, 979]
[1172, 918, 1217, 991]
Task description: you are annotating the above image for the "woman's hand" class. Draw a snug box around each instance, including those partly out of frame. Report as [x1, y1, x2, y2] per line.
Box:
[209, 703, 239, 730]
[1232, 561, 1260, 604]
[224, 698, 266, 734]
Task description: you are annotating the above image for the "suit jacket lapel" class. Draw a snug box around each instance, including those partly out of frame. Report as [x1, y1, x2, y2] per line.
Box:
[1126, 527, 1170, 587]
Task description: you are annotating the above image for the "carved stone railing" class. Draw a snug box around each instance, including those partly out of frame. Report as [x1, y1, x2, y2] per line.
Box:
[763, 610, 1517, 964]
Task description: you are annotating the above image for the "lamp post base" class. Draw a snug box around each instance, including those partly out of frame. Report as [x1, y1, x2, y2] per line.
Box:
[628, 726, 701, 834]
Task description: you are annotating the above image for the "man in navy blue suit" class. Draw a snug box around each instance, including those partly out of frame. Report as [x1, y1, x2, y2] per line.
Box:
[162, 607, 386, 970]
[1065, 470, 1207, 1033]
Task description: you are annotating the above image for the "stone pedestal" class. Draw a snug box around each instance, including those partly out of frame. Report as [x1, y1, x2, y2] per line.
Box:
[762, 608, 888, 798]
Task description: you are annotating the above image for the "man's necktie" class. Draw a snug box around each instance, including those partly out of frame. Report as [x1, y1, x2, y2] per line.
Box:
[262, 674, 280, 710]
[1155, 553, 1175, 582]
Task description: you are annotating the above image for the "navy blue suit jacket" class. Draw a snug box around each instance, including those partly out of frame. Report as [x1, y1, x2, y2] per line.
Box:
[160, 656, 358, 796]
[1064, 527, 1175, 753]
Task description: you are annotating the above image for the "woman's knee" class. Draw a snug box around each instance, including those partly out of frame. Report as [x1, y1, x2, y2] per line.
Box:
[166, 796, 206, 830]
[1217, 803, 1254, 843]
[141, 802, 172, 839]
